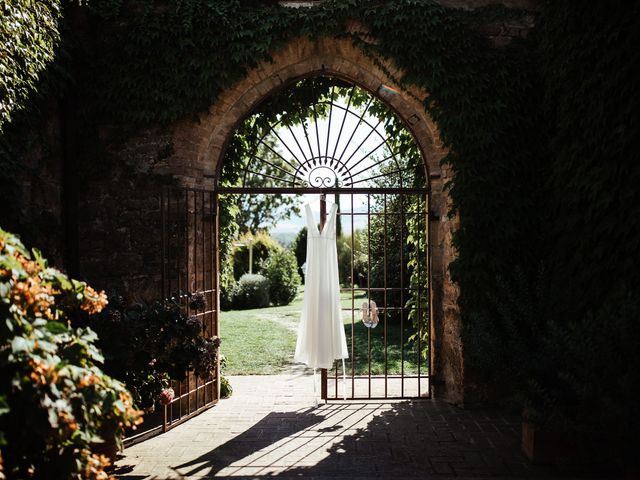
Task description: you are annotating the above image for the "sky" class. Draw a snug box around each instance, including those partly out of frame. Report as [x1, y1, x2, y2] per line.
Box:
[271, 193, 370, 240]
[256, 96, 396, 243]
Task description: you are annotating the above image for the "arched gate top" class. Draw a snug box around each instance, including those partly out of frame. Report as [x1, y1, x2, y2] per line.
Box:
[218, 76, 427, 193]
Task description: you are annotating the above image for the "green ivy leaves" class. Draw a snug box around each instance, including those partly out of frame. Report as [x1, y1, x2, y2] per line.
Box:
[0, 0, 62, 133]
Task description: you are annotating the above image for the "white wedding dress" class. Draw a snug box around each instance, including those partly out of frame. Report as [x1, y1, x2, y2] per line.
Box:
[294, 202, 349, 369]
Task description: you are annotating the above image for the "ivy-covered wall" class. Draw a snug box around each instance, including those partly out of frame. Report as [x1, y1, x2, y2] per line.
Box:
[2, 0, 540, 320]
[1, 0, 639, 459]
[0, 0, 69, 265]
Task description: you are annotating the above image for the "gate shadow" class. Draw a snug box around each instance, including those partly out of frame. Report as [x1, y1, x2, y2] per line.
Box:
[117, 400, 596, 479]
[172, 408, 324, 477]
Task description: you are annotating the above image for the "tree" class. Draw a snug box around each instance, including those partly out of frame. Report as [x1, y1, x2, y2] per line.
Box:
[292, 226, 307, 282]
[224, 128, 302, 233]
[235, 193, 301, 233]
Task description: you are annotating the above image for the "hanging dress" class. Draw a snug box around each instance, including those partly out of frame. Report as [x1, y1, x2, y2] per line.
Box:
[294, 202, 349, 369]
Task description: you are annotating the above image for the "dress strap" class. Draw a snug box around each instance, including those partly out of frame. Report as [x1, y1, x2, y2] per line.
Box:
[325, 203, 339, 234]
[305, 204, 319, 234]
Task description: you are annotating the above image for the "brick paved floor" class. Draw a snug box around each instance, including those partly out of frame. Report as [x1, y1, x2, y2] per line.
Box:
[115, 374, 608, 479]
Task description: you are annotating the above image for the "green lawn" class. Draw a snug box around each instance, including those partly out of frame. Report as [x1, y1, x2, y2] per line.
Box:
[220, 287, 424, 375]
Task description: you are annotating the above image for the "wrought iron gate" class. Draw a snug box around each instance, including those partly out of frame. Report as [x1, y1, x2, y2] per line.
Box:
[322, 190, 430, 400]
[217, 75, 432, 401]
[217, 187, 430, 400]
[160, 187, 219, 430]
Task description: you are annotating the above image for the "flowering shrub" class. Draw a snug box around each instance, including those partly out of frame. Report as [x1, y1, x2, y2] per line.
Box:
[0, 229, 142, 479]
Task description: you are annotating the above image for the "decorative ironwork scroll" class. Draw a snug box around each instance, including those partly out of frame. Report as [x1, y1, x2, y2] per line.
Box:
[221, 77, 422, 191]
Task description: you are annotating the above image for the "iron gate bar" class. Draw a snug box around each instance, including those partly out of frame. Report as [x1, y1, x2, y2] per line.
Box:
[311, 84, 321, 159]
[325, 86, 334, 162]
[350, 193, 356, 398]
[217, 187, 428, 194]
[319, 195, 328, 401]
[335, 97, 374, 165]
[270, 125, 306, 169]
[417, 194, 422, 397]
[341, 116, 384, 167]
[300, 102, 315, 163]
[400, 193, 405, 398]
[213, 190, 220, 400]
[383, 193, 388, 398]
[425, 192, 431, 398]
[161, 187, 220, 432]
[367, 193, 372, 398]
[330, 86, 355, 161]
[348, 148, 400, 176]
[186, 190, 190, 417]
[199, 191, 204, 408]
[255, 138, 301, 175]
[285, 121, 311, 167]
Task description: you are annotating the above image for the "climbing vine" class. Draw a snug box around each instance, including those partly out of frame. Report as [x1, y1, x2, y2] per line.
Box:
[0, 0, 62, 132]
[5, 4, 638, 462]
[5, 0, 543, 376]
[78, 0, 544, 342]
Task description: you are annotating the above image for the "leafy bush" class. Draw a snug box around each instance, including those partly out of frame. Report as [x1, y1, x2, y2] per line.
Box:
[528, 290, 640, 469]
[233, 274, 270, 309]
[90, 295, 221, 412]
[260, 248, 300, 306]
[219, 355, 232, 399]
[0, 229, 141, 479]
[231, 231, 282, 279]
[337, 232, 367, 288]
[464, 266, 551, 407]
[220, 376, 233, 399]
[220, 268, 238, 311]
[467, 265, 640, 468]
[220, 284, 237, 311]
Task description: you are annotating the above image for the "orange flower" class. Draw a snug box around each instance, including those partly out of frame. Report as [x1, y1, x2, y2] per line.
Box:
[59, 411, 79, 432]
[83, 451, 112, 480]
[78, 373, 103, 389]
[29, 359, 58, 385]
[17, 254, 41, 276]
[80, 286, 108, 315]
[116, 391, 143, 427]
[10, 277, 55, 320]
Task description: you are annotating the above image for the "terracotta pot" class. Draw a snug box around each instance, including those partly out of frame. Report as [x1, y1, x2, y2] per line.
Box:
[522, 419, 587, 465]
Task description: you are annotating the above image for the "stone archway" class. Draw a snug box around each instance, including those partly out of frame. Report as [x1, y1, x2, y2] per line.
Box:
[167, 36, 464, 405]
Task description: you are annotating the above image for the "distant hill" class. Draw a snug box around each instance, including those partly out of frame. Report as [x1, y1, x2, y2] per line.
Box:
[271, 231, 297, 247]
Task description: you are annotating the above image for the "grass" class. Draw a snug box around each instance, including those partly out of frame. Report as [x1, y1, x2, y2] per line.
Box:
[220, 287, 424, 375]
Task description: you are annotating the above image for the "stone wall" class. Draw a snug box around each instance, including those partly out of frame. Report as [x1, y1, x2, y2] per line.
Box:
[163, 35, 466, 403]
[74, 125, 174, 300]
[1, 104, 65, 265]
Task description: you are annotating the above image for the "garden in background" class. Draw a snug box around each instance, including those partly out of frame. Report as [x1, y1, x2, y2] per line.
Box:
[221, 286, 420, 376]
[218, 186, 424, 378]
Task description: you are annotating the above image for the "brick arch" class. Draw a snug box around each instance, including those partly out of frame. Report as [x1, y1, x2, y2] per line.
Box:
[170, 36, 465, 405]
